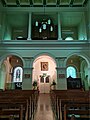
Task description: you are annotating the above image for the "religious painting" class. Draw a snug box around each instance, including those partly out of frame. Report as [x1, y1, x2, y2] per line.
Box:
[41, 62, 48, 71]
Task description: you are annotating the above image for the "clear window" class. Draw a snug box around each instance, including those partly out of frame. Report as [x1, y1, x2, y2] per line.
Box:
[67, 66, 76, 78]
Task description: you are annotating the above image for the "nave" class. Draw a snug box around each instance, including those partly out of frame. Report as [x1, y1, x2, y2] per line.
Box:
[34, 94, 55, 120]
[0, 89, 89, 120]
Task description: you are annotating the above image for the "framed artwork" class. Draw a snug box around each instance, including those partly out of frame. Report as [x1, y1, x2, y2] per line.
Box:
[24, 74, 30, 78]
[58, 74, 65, 78]
[41, 62, 48, 71]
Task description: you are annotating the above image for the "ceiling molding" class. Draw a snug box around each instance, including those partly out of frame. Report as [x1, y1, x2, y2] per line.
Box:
[1, 7, 86, 12]
[0, 0, 89, 7]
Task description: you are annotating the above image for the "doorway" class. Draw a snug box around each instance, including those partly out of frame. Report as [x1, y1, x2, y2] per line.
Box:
[39, 75, 50, 93]
[33, 55, 57, 93]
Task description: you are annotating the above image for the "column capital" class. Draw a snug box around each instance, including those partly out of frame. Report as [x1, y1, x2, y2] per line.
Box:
[23, 57, 34, 68]
[23, 67, 33, 70]
[55, 57, 67, 67]
[56, 67, 66, 69]
[55, 57, 67, 60]
[23, 57, 34, 60]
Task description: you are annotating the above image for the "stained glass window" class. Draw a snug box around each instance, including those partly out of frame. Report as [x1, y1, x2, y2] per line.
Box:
[13, 67, 23, 82]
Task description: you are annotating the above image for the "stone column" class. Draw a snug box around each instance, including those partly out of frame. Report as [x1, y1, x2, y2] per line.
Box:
[88, 24, 90, 41]
[58, 13, 62, 40]
[27, 12, 32, 40]
[88, 66, 90, 89]
[56, 57, 67, 90]
[0, 62, 6, 90]
[1, 14, 6, 40]
[22, 57, 33, 90]
[88, 0, 90, 41]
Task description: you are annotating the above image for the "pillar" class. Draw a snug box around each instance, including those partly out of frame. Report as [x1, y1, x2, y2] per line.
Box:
[22, 57, 33, 90]
[58, 13, 62, 40]
[56, 57, 67, 90]
[0, 65, 1, 89]
[27, 12, 32, 40]
[1, 13, 6, 40]
[88, 66, 90, 89]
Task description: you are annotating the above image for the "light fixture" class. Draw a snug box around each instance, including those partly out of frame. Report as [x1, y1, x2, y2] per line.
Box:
[35, 21, 38, 26]
[35, 19, 53, 33]
[35, 6, 53, 33]
[35, 18, 53, 33]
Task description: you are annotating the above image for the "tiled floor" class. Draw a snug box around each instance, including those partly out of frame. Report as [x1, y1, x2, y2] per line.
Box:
[34, 93, 55, 120]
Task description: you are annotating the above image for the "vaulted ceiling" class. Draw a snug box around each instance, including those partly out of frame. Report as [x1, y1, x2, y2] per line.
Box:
[0, 0, 89, 7]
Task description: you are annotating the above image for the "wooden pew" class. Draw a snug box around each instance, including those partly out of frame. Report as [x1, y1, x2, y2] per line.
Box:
[50, 90, 90, 120]
[64, 102, 90, 120]
[0, 90, 39, 120]
[0, 103, 24, 120]
[0, 97, 29, 120]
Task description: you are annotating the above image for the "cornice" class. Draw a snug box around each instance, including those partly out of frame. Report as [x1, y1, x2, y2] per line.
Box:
[0, 7, 86, 12]
[0, 40, 89, 50]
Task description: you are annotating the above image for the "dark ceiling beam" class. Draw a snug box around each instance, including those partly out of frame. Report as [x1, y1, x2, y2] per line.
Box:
[56, 0, 60, 6]
[83, 0, 88, 6]
[30, 0, 33, 6]
[16, 0, 20, 6]
[1, 0, 7, 6]
[69, 0, 74, 6]
[59, 0, 60, 5]
[43, 0, 46, 6]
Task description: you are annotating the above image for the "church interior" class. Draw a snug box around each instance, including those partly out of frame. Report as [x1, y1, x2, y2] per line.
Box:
[0, 0, 90, 120]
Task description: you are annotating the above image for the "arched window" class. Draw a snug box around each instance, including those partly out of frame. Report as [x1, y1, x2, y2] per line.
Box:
[13, 67, 23, 82]
[65, 37, 74, 40]
[67, 66, 76, 78]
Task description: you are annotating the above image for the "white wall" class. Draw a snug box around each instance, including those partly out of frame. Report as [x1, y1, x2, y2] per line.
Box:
[33, 55, 57, 84]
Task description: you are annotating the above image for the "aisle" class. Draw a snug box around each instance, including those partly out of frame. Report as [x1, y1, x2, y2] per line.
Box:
[34, 93, 55, 120]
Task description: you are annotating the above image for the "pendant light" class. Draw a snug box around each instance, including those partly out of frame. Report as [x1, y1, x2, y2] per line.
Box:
[43, 24, 46, 30]
[39, 28, 42, 33]
[35, 21, 38, 26]
[48, 19, 51, 24]
[50, 26, 53, 31]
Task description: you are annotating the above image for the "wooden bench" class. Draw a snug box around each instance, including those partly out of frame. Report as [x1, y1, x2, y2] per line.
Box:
[64, 102, 90, 120]
[50, 90, 90, 120]
[0, 90, 39, 120]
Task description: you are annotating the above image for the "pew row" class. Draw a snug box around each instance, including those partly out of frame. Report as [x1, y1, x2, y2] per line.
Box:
[50, 90, 90, 120]
[0, 90, 39, 120]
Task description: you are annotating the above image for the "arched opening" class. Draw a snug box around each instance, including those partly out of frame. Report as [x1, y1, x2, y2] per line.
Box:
[66, 55, 89, 90]
[0, 55, 23, 90]
[65, 37, 74, 40]
[33, 55, 57, 93]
